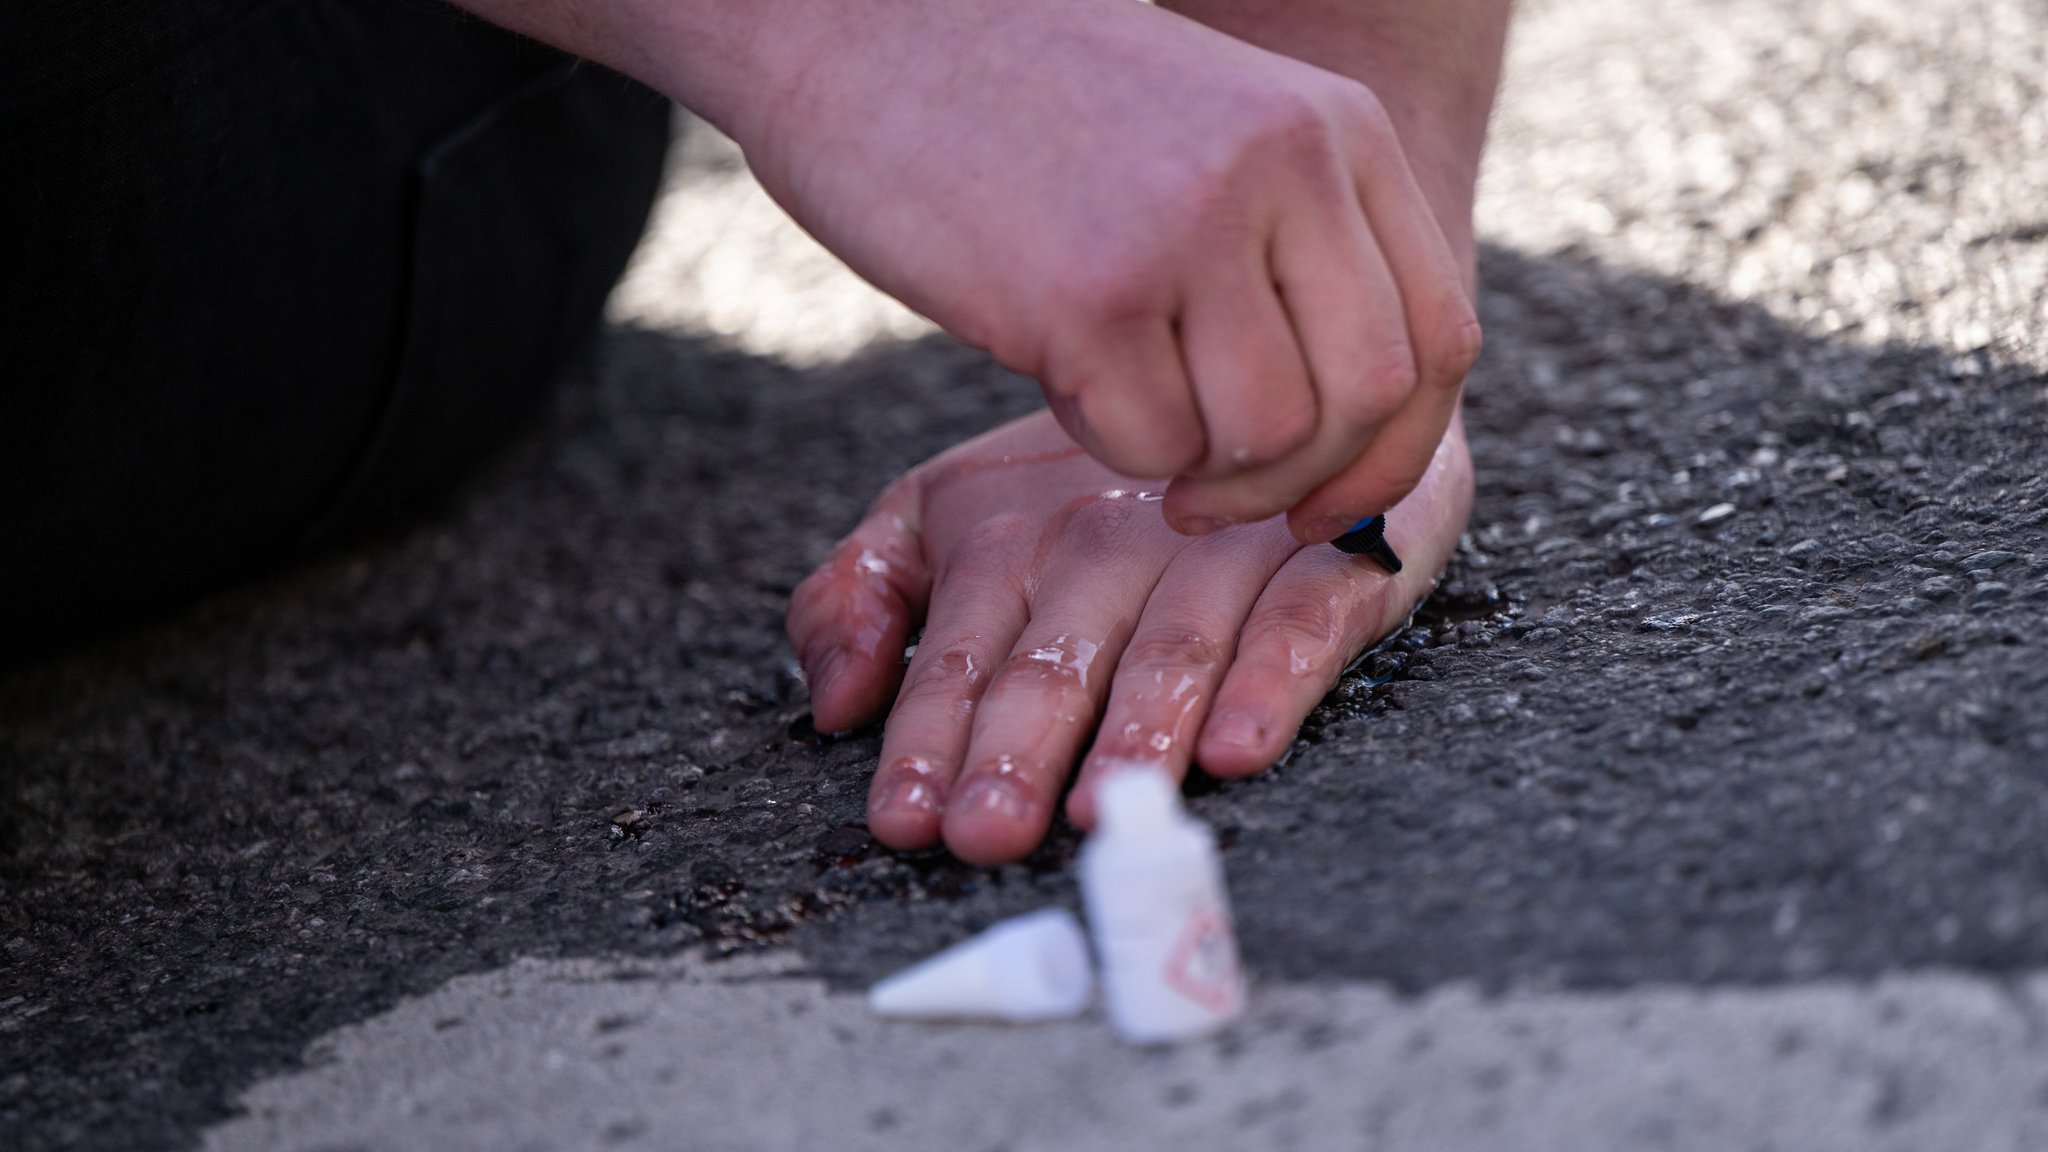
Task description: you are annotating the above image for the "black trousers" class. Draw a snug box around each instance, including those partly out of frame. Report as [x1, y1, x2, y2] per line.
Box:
[1, 0, 671, 647]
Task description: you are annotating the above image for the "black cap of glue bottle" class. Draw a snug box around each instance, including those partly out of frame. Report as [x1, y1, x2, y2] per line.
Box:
[1331, 514, 1403, 574]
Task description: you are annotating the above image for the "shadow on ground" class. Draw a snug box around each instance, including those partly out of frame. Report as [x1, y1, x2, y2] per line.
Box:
[2, 244, 2045, 1151]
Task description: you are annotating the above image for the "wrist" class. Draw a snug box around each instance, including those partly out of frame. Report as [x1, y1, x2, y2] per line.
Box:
[444, 0, 821, 145]
[1158, 0, 1510, 280]
[582, 0, 804, 142]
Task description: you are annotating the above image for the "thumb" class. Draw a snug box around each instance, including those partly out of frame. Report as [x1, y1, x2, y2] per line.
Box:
[785, 479, 932, 734]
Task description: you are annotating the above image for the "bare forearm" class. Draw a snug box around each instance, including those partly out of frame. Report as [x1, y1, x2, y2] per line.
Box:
[447, 0, 1509, 223]
[440, 0, 805, 142]
[1161, 0, 1513, 264]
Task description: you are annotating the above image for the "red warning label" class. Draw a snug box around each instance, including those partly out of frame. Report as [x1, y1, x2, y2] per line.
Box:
[1162, 905, 1242, 1013]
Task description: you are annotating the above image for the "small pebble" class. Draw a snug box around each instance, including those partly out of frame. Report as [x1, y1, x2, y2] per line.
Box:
[1697, 503, 1738, 526]
[1917, 576, 1960, 600]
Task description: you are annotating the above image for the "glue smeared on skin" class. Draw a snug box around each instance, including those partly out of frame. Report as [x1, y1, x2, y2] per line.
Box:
[1281, 594, 1353, 680]
[1094, 654, 1212, 771]
[1021, 634, 1101, 689]
[828, 525, 922, 663]
[872, 755, 944, 818]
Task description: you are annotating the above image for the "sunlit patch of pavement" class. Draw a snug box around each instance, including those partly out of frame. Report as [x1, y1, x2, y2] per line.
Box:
[204, 953, 2048, 1152]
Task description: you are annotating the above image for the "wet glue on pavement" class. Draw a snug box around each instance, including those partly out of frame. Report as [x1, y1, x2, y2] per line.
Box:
[1079, 770, 1245, 1043]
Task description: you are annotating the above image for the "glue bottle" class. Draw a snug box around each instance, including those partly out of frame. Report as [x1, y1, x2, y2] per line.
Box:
[1079, 769, 1245, 1043]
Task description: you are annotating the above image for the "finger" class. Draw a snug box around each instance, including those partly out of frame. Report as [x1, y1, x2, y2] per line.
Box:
[1199, 416, 1474, 775]
[1064, 521, 1302, 829]
[942, 495, 1179, 864]
[786, 479, 931, 734]
[1286, 375, 1467, 543]
[1041, 313, 1207, 480]
[1175, 254, 1316, 488]
[1284, 111, 1482, 541]
[866, 515, 1032, 850]
[1164, 203, 1413, 531]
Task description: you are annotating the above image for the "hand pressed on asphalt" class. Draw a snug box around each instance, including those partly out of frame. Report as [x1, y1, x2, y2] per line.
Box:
[787, 410, 1473, 865]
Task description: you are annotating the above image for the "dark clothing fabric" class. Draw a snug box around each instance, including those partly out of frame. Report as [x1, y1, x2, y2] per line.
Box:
[1, 0, 671, 647]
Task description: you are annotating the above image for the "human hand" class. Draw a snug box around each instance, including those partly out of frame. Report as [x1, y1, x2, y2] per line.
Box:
[786, 409, 1472, 865]
[729, 0, 1480, 542]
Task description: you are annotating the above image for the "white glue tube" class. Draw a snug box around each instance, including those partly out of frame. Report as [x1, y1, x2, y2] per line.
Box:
[1079, 770, 1246, 1043]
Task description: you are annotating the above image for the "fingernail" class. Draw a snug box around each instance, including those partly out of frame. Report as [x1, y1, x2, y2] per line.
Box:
[1206, 710, 1265, 751]
[873, 776, 943, 817]
[954, 777, 1036, 824]
[807, 645, 846, 690]
[1179, 516, 1231, 536]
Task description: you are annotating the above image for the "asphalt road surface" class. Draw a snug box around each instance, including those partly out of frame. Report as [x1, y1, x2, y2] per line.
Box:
[5, 0, 2046, 1148]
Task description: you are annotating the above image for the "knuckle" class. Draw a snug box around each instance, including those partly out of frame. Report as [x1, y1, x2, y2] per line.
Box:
[1187, 93, 1327, 225]
[900, 643, 991, 702]
[933, 517, 1034, 598]
[996, 646, 1055, 685]
[1217, 391, 1316, 466]
[1182, 180, 1257, 247]
[1050, 495, 1142, 564]
[1263, 91, 1333, 160]
[1372, 341, 1423, 400]
[1121, 630, 1228, 674]
[1327, 346, 1418, 430]
[1239, 81, 1335, 155]
[949, 513, 1033, 567]
[1064, 257, 1167, 326]
[1336, 84, 1397, 148]
[1245, 589, 1348, 667]
[991, 648, 1091, 706]
[1420, 304, 1484, 386]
